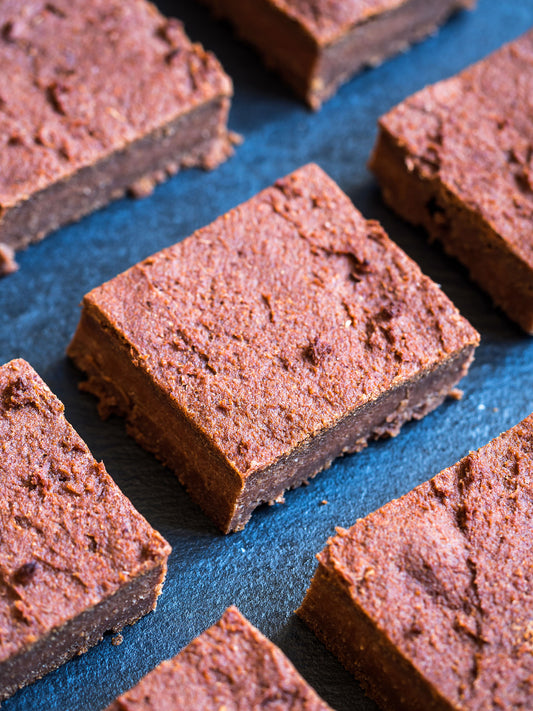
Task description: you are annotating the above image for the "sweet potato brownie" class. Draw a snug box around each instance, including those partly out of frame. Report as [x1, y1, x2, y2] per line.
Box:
[369, 29, 533, 333]
[198, 0, 475, 109]
[67, 163, 479, 533]
[0, 359, 171, 701]
[0, 0, 234, 274]
[106, 606, 333, 710]
[298, 412, 533, 710]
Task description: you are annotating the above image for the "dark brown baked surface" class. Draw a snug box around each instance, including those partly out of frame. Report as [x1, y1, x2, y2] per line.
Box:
[298, 412, 533, 710]
[106, 606, 333, 710]
[68, 163, 479, 533]
[199, 0, 475, 108]
[370, 29, 533, 333]
[0, 359, 171, 702]
[0, 0, 233, 272]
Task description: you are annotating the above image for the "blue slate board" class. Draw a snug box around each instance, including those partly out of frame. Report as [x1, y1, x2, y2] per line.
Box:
[2, 1, 533, 709]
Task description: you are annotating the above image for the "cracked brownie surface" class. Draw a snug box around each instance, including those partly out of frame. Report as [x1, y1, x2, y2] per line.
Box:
[300, 412, 533, 709]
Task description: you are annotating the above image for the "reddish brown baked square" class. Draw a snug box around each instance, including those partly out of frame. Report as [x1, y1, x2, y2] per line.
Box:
[106, 606, 333, 710]
[68, 164, 479, 533]
[0, 0, 233, 274]
[0, 359, 171, 702]
[370, 29, 533, 333]
[299, 412, 533, 710]
[198, 0, 475, 108]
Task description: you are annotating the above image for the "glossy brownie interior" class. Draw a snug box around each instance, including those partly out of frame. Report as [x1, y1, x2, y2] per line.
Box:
[199, 0, 475, 108]
[298, 412, 533, 710]
[68, 163, 479, 533]
[370, 29, 533, 333]
[0, 0, 233, 273]
[0, 359, 171, 702]
[106, 606, 333, 710]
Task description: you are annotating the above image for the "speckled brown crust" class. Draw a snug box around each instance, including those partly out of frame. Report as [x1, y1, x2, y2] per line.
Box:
[199, 0, 475, 108]
[0, 0, 233, 269]
[0, 359, 171, 702]
[68, 164, 479, 533]
[106, 606, 333, 710]
[298, 413, 533, 710]
[370, 29, 533, 333]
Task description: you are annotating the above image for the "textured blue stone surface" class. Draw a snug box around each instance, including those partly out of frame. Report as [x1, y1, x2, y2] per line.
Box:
[2, 1, 533, 709]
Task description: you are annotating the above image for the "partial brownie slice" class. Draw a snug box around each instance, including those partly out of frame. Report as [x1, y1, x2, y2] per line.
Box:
[298, 413, 533, 710]
[0, 0, 234, 274]
[369, 29, 533, 333]
[106, 606, 333, 710]
[68, 163, 479, 533]
[0, 359, 171, 702]
[198, 0, 475, 109]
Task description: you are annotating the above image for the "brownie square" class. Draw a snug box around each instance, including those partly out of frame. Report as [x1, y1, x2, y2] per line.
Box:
[0, 359, 171, 701]
[68, 163, 479, 533]
[370, 29, 533, 333]
[0, 0, 233, 274]
[106, 606, 333, 710]
[298, 412, 533, 710]
[198, 0, 475, 109]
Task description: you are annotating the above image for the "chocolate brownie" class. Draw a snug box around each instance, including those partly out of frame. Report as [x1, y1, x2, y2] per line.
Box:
[298, 412, 533, 710]
[0, 359, 171, 701]
[198, 0, 475, 109]
[68, 163, 479, 533]
[0, 0, 234, 274]
[369, 29, 533, 333]
[106, 606, 333, 710]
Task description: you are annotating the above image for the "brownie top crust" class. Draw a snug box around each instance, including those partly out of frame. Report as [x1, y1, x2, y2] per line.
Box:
[263, 0, 442, 44]
[378, 29, 533, 271]
[0, 0, 232, 209]
[83, 164, 478, 480]
[107, 606, 332, 710]
[0, 359, 171, 663]
[321, 413, 533, 708]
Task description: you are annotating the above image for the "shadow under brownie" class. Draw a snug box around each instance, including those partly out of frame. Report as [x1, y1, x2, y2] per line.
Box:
[68, 163, 479, 533]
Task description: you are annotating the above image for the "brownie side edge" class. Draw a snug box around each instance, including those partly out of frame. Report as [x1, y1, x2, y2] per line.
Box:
[369, 125, 533, 333]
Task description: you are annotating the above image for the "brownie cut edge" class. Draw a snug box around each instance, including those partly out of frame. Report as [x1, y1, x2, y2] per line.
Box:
[106, 606, 333, 710]
[298, 412, 533, 710]
[0, 358, 171, 701]
[369, 28, 533, 333]
[68, 163, 479, 533]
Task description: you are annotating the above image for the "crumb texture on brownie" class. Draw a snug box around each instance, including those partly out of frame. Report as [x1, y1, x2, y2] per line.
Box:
[378, 29, 533, 271]
[0, 359, 170, 665]
[317, 413, 533, 708]
[0, 0, 232, 210]
[107, 606, 332, 710]
[80, 164, 478, 477]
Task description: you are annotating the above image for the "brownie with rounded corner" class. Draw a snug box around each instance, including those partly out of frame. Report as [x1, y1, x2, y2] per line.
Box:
[106, 606, 333, 710]
[369, 28, 533, 333]
[298, 412, 533, 710]
[68, 163, 479, 533]
[0, 358, 171, 702]
[197, 0, 475, 109]
[0, 0, 234, 274]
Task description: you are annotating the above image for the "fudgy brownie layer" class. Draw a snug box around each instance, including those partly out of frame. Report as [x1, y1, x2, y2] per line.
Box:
[299, 413, 533, 710]
[106, 606, 333, 710]
[370, 29, 533, 333]
[0, 0, 233, 271]
[199, 0, 475, 108]
[68, 164, 479, 532]
[0, 359, 171, 701]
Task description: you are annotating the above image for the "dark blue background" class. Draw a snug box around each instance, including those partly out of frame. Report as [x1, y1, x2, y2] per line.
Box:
[2, 1, 533, 709]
